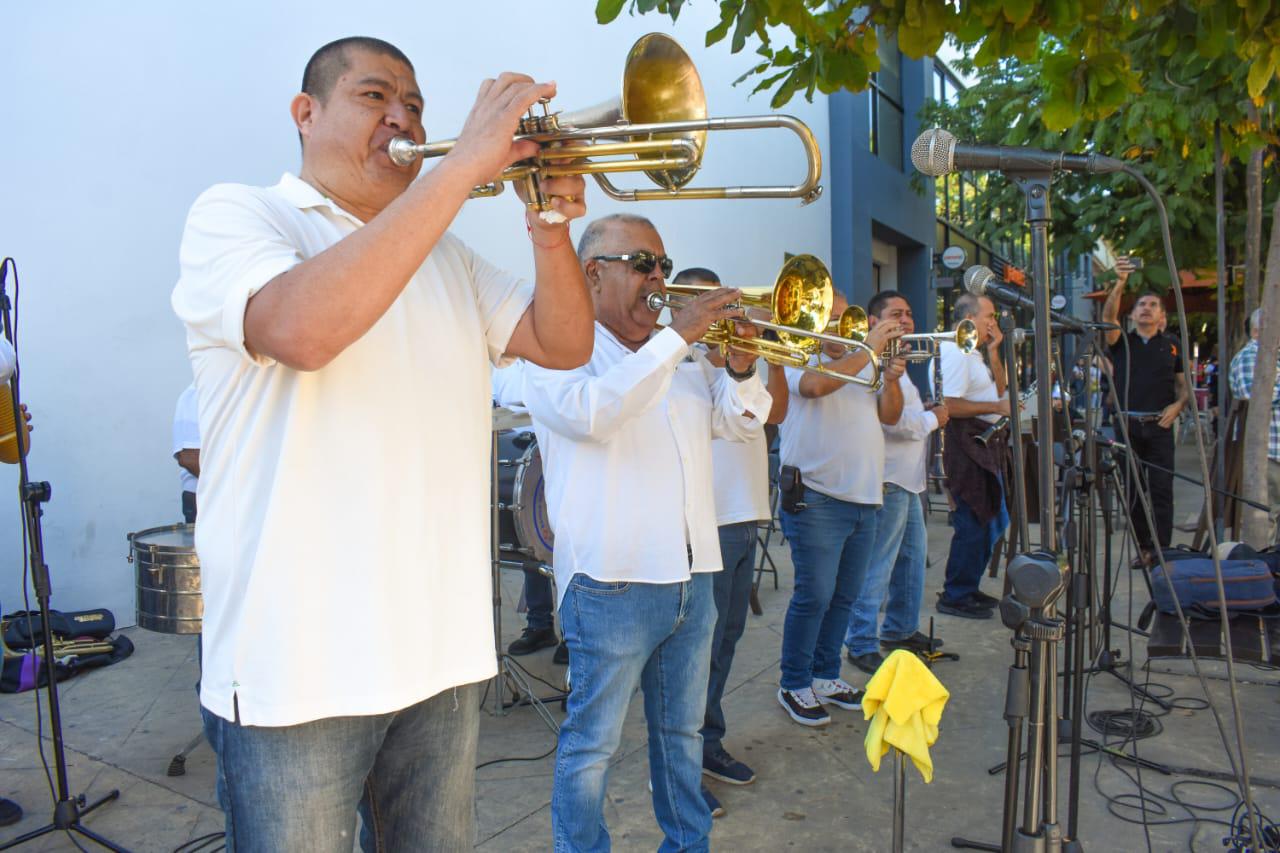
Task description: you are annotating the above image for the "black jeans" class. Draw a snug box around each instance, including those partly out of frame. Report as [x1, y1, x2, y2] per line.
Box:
[1125, 419, 1175, 551]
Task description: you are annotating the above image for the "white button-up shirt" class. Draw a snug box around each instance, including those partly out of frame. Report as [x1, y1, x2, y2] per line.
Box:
[171, 173, 530, 726]
[881, 370, 939, 494]
[522, 324, 771, 604]
[779, 360, 885, 505]
[940, 340, 1005, 423]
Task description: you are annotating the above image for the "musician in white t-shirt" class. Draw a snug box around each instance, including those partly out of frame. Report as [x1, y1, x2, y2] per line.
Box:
[775, 292, 906, 727]
[844, 291, 949, 674]
[938, 292, 1011, 620]
[171, 37, 594, 849]
[172, 383, 201, 523]
[673, 267, 788, 797]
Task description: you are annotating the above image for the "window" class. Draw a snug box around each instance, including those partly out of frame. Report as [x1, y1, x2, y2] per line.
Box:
[868, 33, 904, 170]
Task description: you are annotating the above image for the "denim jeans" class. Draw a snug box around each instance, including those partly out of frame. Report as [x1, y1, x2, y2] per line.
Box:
[522, 565, 555, 631]
[942, 483, 1009, 604]
[701, 521, 757, 754]
[779, 488, 879, 691]
[554, 572, 715, 853]
[200, 683, 480, 852]
[845, 486, 927, 655]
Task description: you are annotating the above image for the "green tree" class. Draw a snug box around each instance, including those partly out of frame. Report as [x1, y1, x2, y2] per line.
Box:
[596, 0, 1280, 124]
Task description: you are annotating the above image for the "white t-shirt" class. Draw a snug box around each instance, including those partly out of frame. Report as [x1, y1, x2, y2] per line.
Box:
[171, 173, 531, 726]
[939, 340, 1004, 423]
[779, 358, 884, 505]
[710, 359, 773, 526]
[880, 370, 938, 494]
[172, 383, 200, 494]
[522, 325, 770, 605]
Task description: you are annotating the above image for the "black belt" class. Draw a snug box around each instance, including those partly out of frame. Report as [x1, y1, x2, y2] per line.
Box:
[1125, 413, 1162, 424]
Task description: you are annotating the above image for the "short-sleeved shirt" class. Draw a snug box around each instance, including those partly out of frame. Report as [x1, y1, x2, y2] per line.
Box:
[171, 173, 532, 727]
[779, 359, 884, 505]
[939, 341, 1004, 424]
[1108, 330, 1182, 413]
[171, 383, 200, 493]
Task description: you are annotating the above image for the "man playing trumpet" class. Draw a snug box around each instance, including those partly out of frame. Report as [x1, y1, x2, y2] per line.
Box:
[522, 214, 771, 851]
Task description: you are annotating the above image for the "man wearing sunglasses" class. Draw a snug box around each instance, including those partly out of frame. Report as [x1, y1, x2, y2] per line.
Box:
[522, 213, 771, 852]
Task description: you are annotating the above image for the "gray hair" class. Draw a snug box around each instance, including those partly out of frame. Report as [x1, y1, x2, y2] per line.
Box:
[577, 214, 656, 263]
[953, 292, 982, 323]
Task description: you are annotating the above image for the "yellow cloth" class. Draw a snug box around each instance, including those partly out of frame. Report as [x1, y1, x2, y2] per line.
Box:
[862, 649, 950, 783]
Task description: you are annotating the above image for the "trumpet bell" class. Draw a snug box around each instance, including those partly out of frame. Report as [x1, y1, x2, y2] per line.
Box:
[831, 305, 869, 342]
[772, 255, 833, 352]
[955, 318, 979, 354]
[622, 33, 708, 189]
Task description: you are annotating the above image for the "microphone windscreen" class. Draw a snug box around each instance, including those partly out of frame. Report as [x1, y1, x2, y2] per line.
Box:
[910, 128, 955, 177]
[963, 264, 995, 296]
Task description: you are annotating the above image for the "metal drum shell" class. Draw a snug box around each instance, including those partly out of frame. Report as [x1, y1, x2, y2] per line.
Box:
[494, 431, 555, 565]
[128, 523, 202, 635]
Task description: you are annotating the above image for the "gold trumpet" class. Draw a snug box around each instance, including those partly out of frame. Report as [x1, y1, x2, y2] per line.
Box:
[646, 255, 882, 389]
[832, 307, 979, 362]
[386, 33, 823, 217]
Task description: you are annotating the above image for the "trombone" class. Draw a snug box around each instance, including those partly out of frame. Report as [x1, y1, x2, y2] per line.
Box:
[386, 33, 823, 218]
[832, 306, 979, 362]
[646, 254, 882, 389]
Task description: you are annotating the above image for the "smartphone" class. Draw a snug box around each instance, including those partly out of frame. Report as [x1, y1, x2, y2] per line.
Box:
[1120, 255, 1144, 269]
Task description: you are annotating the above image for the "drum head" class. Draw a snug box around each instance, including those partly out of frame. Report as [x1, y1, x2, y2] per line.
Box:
[128, 523, 195, 553]
[496, 431, 554, 564]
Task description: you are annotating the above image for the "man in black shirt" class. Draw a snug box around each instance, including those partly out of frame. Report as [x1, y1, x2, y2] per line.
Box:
[1102, 263, 1191, 562]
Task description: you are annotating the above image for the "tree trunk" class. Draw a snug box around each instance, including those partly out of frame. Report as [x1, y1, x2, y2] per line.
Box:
[1239, 195, 1280, 545]
[1243, 104, 1263, 355]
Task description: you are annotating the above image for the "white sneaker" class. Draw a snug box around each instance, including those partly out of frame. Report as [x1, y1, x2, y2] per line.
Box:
[777, 686, 831, 727]
[812, 678, 864, 711]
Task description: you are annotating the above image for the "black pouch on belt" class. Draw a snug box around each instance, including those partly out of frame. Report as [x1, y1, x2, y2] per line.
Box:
[779, 465, 807, 514]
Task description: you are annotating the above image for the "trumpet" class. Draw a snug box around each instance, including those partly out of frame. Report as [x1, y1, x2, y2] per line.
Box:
[832, 307, 979, 362]
[386, 33, 823, 219]
[646, 255, 882, 389]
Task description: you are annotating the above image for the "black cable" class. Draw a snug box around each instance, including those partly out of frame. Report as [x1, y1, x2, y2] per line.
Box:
[475, 740, 558, 771]
[173, 831, 226, 853]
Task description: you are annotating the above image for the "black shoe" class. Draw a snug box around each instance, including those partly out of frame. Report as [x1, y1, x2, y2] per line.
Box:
[882, 632, 944, 653]
[776, 687, 831, 727]
[553, 641, 569, 665]
[970, 590, 1000, 609]
[507, 627, 557, 656]
[703, 746, 756, 785]
[936, 597, 994, 620]
[0, 798, 21, 827]
[702, 786, 726, 819]
[845, 650, 884, 675]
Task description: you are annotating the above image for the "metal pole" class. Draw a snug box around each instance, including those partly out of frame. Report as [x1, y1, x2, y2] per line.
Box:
[893, 749, 906, 853]
[1002, 313, 1032, 550]
[1213, 120, 1227, 539]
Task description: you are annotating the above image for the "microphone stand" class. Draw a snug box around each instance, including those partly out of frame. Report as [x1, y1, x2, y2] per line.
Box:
[0, 277, 127, 852]
[1000, 312, 1032, 556]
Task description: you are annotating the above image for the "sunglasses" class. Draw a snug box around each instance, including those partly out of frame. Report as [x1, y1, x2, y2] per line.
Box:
[591, 250, 674, 279]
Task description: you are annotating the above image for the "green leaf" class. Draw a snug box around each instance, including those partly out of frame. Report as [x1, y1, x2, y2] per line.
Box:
[1246, 54, 1275, 99]
[595, 0, 628, 24]
[1042, 93, 1080, 130]
[1002, 0, 1035, 27]
[731, 3, 759, 53]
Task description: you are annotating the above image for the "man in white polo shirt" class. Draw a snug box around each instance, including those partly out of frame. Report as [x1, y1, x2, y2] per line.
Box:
[776, 292, 906, 727]
[522, 214, 771, 851]
[844, 290, 949, 674]
[171, 37, 593, 850]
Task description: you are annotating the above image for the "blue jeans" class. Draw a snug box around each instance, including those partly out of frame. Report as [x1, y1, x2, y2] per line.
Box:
[942, 484, 1009, 604]
[554, 572, 715, 853]
[701, 521, 757, 754]
[845, 486, 927, 655]
[523, 565, 555, 631]
[779, 489, 879, 691]
[200, 683, 480, 852]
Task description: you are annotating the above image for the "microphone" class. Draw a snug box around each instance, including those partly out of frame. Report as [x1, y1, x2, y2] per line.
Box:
[964, 265, 1102, 334]
[910, 128, 1126, 178]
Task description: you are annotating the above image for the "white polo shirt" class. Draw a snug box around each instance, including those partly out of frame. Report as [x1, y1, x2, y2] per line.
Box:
[779, 358, 884, 505]
[940, 340, 1005, 423]
[522, 324, 770, 605]
[880, 370, 938, 494]
[172, 383, 200, 494]
[171, 173, 531, 727]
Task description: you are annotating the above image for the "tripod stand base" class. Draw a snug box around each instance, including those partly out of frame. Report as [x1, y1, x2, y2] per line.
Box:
[0, 789, 128, 852]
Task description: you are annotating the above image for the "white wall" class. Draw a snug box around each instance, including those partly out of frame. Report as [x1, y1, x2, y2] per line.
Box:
[871, 238, 899, 291]
[0, 1, 831, 624]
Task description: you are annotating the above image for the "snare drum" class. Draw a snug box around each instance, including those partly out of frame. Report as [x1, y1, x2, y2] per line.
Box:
[495, 431, 554, 564]
[128, 523, 202, 634]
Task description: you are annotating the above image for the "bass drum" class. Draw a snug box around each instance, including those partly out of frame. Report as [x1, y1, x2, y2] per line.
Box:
[495, 430, 554, 564]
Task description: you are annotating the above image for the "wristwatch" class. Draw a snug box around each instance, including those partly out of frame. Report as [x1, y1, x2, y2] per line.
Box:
[725, 360, 757, 381]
